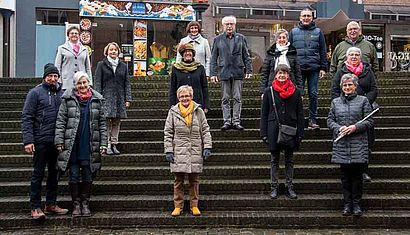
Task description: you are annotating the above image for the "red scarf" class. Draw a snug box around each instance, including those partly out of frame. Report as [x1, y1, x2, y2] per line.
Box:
[345, 61, 363, 76]
[75, 89, 92, 101]
[272, 79, 296, 99]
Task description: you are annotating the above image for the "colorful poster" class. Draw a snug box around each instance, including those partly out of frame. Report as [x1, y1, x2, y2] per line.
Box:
[134, 60, 147, 77]
[147, 58, 175, 76]
[79, 0, 195, 21]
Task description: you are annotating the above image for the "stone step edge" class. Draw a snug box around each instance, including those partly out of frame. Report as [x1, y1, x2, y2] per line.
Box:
[1, 164, 409, 172]
[1, 178, 410, 187]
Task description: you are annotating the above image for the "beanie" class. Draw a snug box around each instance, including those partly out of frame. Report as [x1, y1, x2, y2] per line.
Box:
[43, 63, 60, 79]
[178, 43, 196, 57]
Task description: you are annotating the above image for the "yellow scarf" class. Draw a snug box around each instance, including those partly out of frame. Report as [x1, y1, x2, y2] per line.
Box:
[178, 101, 194, 127]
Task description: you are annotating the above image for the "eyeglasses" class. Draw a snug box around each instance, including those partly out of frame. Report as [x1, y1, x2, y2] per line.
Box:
[342, 83, 355, 87]
[301, 14, 312, 18]
[46, 74, 59, 78]
[178, 95, 191, 99]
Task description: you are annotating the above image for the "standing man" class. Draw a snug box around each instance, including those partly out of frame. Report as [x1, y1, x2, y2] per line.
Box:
[210, 15, 253, 131]
[22, 63, 68, 220]
[289, 8, 327, 129]
[330, 21, 379, 75]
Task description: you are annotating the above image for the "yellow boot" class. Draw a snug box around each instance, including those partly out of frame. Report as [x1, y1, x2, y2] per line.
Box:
[171, 207, 183, 217]
[191, 207, 201, 216]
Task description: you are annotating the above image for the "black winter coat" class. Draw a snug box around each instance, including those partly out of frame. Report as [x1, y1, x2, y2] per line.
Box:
[22, 82, 63, 145]
[331, 62, 378, 105]
[169, 65, 210, 110]
[260, 87, 304, 151]
[94, 58, 132, 118]
[260, 44, 303, 94]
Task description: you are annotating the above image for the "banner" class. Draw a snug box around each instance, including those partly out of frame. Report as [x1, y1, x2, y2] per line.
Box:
[79, 0, 196, 21]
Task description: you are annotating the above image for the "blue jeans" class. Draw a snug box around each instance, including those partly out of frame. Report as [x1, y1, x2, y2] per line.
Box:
[301, 70, 319, 121]
[30, 143, 59, 209]
[69, 162, 92, 183]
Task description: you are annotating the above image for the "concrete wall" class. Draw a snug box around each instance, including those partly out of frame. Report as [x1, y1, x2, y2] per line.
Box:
[16, 0, 77, 77]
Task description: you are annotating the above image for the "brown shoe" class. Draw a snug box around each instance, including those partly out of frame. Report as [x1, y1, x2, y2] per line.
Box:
[44, 204, 69, 215]
[31, 208, 46, 220]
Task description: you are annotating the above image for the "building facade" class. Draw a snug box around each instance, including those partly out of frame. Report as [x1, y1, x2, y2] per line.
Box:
[0, 0, 16, 77]
[12, 0, 410, 77]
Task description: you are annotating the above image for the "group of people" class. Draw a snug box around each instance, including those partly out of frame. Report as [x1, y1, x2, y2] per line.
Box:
[22, 26, 131, 220]
[22, 8, 378, 221]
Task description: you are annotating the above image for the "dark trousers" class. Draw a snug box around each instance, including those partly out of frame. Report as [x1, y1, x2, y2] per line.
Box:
[270, 149, 294, 188]
[69, 162, 92, 183]
[301, 70, 319, 121]
[30, 143, 59, 209]
[340, 163, 365, 205]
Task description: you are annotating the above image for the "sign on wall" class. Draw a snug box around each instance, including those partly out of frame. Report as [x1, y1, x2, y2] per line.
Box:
[79, 0, 196, 21]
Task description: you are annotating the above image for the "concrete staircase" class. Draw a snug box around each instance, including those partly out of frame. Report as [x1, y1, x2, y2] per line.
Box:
[0, 73, 409, 229]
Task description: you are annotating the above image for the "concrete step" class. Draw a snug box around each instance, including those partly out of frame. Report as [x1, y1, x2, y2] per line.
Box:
[0, 210, 409, 229]
[0, 164, 409, 181]
[2, 127, 409, 143]
[1, 151, 409, 168]
[1, 194, 409, 213]
[0, 179, 409, 196]
[0, 139, 409, 155]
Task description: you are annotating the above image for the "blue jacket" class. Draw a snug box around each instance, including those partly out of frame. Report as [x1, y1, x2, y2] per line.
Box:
[210, 32, 252, 80]
[22, 82, 63, 145]
[289, 22, 327, 71]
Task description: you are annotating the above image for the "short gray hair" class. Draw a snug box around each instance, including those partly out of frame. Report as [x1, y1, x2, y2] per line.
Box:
[177, 85, 193, 98]
[340, 73, 359, 88]
[346, 47, 362, 57]
[73, 71, 90, 86]
[222, 15, 236, 25]
[275, 29, 289, 41]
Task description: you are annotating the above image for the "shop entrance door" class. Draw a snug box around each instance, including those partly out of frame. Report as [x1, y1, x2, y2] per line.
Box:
[244, 34, 269, 73]
[35, 24, 66, 77]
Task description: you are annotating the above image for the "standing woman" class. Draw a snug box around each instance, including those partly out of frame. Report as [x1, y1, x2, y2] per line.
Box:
[170, 43, 209, 113]
[55, 71, 107, 217]
[327, 73, 374, 217]
[164, 85, 212, 217]
[55, 26, 92, 91]
[176, 21, 211, 77]
[260, 29, 303, 96]
[331, 47, 378, 182]
[95, 42, 132, 155]
[260, 64, 304, 200]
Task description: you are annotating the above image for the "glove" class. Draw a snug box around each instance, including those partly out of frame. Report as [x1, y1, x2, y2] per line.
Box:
[202, 148, 211, 160]
[262, 136, 268, 145]
[56, 144, 64, 153]
[165, 152, 175, 163]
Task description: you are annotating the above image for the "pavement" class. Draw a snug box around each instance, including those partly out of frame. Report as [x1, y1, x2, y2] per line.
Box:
[2, 228, 410, 235]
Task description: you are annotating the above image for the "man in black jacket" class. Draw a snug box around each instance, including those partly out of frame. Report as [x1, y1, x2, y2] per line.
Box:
[21, 63, 68, 220]
[210, 15, 253, 131]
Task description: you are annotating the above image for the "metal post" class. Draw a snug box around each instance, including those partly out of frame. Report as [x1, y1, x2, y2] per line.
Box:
[0, 9, 13, 77]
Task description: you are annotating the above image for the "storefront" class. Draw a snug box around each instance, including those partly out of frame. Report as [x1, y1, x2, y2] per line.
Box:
[79, 0, 197, 76]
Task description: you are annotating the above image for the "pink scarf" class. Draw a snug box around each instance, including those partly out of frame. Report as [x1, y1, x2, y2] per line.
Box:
[75, 89, 92, 101]
[345, 61, 363, 76]
[73, 43, 80, 55]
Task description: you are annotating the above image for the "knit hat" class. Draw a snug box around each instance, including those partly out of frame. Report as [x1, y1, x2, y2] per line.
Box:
[43, 63, 60, 79]
[73, 71, 90, 85]
[178, 43, 196, 57]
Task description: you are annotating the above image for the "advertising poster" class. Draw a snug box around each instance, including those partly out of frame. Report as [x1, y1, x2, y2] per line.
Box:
[80, 0, 195, 21]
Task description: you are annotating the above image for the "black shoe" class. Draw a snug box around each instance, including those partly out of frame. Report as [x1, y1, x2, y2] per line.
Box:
[286, 187, 297, 199]
[342, 204, 352, 216]
[111, 145, 121, 155]
[270, 189, 278, 199]
[363, 173, 372, 183]
[232, 124, 244, 131]
[220, 123, 231, 131]
[352, 204, 363, 217]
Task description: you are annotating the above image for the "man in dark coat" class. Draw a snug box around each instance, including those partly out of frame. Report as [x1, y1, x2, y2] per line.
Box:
[289, 8, 327, 129]
[210, 15, 253, 131]
[21, 63, 68, 220]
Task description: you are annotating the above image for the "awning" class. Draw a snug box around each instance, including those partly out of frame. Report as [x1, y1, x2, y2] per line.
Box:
[315, 10, 352, 34]
[365, 5, 410, 20]
[212, 0, 312, 20]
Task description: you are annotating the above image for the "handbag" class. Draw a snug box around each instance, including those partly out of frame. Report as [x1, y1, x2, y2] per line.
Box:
[270, 87, 297, 146]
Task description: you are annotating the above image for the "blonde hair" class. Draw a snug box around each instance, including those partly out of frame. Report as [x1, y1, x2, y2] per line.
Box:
[176, 85, 193, 98]
[103, 42, 121, 56]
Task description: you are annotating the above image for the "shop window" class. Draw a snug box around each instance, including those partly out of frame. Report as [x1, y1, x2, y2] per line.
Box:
[36, 9, 79, 25]
[389, 36, 410, 71]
